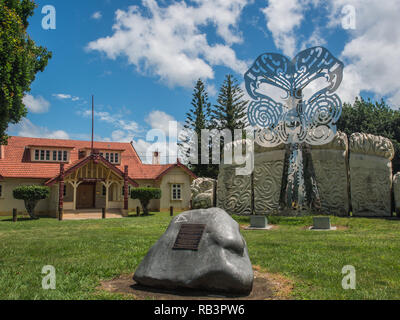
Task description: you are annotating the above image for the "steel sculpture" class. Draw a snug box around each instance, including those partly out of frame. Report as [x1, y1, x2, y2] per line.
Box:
[245, 47, 344, 213]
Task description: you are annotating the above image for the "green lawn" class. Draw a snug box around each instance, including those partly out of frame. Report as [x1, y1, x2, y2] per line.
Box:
[0, 212, 400, 300]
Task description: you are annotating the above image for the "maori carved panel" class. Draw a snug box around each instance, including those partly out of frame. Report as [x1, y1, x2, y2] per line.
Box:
[393, 173, 400, 214]
[350, 163, 392, 216]
[217, 165, 252, 216]
[312, 157, 349, 216]
[311, 132, 350, 216]
[253, 150, 285, 215]
[349, 133, 394, 217]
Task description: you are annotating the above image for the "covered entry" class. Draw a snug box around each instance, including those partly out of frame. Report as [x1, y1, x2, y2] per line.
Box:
[45, 153, 138, 213]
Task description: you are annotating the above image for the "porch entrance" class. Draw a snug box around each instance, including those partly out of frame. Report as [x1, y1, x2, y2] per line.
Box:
[77, 183, 95, 209]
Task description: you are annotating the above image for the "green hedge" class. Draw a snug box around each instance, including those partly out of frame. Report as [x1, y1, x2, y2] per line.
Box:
[131, 187, 161, 215]
[13, 185, 50, 219]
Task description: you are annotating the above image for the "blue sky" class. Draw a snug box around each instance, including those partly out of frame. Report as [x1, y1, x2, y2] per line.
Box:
[7, 0, 400, 162]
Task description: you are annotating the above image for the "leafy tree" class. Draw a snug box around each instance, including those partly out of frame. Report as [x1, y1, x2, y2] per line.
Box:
[131, 187, 161, 216]
[181, 79, 217, 178]
[211, 74, 249, 134]
[0, 0, 52, 144]
[337, 97, 400, 172]
[13, 185, 50, 219]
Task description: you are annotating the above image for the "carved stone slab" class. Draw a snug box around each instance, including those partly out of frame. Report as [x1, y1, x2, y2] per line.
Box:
[253, 147, 285, 215]
[349, 133, 394, 217]
[217, 164, 252, 216]
[393, 173, 400, 214]
[311, 132, 350, 216]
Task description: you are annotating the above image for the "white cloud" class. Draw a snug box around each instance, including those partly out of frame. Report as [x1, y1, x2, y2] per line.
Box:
[206, 83, 217, 97]
[259, 0, 400, 106]
[22, 94, 50, 113]
[261, 0, 305, 57]
[327, 0, 400, 105]
[86, 0, 248, 88]
[261, 0, 322, 57]
[80, 109, 141, 142]
[145, 110, 185, 139]
[146, 110, 175, 132]
[10, 119, 69, 139]
[53, 93, 80, 101]
[91, 11, 102, 20]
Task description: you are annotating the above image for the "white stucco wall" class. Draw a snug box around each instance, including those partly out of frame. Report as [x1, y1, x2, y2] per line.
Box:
[128, 168, 193, 212]
[0, 178, 55, 216]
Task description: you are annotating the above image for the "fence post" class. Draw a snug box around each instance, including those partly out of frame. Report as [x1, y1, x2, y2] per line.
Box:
[136, 206, 140, 216]
[170, 206, 174, 217]
[58, 206, 63, 221]
[12, 209, 17, 222]
[102, 208, 106, 219]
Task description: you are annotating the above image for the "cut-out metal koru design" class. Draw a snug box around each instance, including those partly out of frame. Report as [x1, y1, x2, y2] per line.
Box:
[245, 46, 344, 147]
[245, 47, 344, 214]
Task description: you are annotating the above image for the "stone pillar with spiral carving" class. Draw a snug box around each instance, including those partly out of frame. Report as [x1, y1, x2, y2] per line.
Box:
[349, 133, 394, 217]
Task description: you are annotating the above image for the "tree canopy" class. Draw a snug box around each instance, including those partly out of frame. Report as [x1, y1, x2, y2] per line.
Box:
[181, 79, 217, 178]
[0, 0, 52, 144]
[131, 187, 162, 215]
[337, 97, 400, 173]
[13, 185, 50, 219]
[211, 74, 248, 134]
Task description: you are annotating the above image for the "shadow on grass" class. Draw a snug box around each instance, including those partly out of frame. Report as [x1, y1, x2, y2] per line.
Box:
[126, 213, 156, 218]
[1, 217, 37, 222]
[129, 283, 250, 299]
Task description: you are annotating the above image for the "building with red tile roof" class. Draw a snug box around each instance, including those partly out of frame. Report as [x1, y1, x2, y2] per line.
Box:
[0, 136, 196, 216]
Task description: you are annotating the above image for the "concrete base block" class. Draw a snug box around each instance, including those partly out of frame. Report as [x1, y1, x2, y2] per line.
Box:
[244, 225, 273, 230]
[309, 226, 337, 231]
[250, 215, 268, 228]
[313, 217, 331, 230]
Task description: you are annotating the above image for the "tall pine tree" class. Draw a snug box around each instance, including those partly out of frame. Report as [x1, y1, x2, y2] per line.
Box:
[181, 79, 217, 178]
[211, 74, 249, 135]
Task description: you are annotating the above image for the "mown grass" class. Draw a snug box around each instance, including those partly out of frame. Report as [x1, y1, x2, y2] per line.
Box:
[0, 212, 400, 300]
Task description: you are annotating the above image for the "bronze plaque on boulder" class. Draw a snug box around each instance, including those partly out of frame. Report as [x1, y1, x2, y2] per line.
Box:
[173, 224, 206, 251]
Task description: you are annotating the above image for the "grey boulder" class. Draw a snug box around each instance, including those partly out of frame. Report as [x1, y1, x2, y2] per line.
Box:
[133, 208, 254, 295]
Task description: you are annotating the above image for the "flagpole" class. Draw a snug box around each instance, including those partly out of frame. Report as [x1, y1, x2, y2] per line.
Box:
[91, 95, 94, 154]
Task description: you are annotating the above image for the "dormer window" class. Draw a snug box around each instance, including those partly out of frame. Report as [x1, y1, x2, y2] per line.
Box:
[32, 148, 70, 163]
[99, 152, 120, 164]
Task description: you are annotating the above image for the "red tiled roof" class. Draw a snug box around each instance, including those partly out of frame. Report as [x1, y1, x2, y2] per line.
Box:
[0, 136, 195, 181]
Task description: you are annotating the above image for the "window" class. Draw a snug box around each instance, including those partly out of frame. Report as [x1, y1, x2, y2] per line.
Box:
[63, 186, 66, 197]
[102, 185, 106, 196]
[99, 152, 120, 163]
[33, 149, 69, 163]
[171, 184, 182, 200]
[0, 184, 2, 197]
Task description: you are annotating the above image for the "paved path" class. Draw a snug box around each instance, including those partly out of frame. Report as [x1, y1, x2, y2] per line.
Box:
[63, 210, 123, 221]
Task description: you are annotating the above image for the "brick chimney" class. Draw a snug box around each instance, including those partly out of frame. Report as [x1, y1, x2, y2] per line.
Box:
[152, 151, 160, 165]
[0, 145, 4, 160]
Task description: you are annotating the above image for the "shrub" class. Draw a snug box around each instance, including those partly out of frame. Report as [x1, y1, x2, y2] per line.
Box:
[13, 185, 50, 219]
[131, 187, 161, 215]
